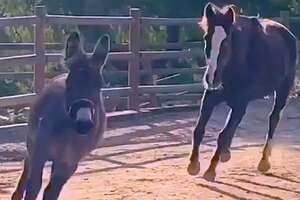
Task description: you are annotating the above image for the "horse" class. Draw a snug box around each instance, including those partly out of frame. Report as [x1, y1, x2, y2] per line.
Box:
[187, 2, 297, 181]
[11, 32, 109, 200]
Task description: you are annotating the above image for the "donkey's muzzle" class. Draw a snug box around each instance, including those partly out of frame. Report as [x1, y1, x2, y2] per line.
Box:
[75, 120, 94, 135]
[68, 99, 95, 135]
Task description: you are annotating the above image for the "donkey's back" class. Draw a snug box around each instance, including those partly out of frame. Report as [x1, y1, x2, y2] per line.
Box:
[28, 75, 104, 160]
[28, 75, 67, 133]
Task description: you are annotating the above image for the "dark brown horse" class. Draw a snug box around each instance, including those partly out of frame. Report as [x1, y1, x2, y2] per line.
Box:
[187, 3, 297, 181]
[11, 32, 109, 200]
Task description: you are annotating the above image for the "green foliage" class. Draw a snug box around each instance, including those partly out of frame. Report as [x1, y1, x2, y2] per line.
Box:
[0, 80, 21, 97]
[0, 0, 33, 16]
[1, 0, 300, 93]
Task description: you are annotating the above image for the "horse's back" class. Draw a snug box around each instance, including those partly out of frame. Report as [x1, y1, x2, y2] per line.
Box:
[260, 19, 297, 73]
[255, 19, 296, 96]
[227, 16, 297, 100]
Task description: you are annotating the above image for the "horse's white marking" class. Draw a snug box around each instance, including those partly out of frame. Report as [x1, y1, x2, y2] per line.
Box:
[76, 107, 92, 121]
[207, 26, 227, 85]
[264, 138, 273, 157]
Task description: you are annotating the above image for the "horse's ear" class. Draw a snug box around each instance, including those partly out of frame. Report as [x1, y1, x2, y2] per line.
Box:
[65, 32, 82, 59]
[92, 34, 111, 66]
[224, 6, 235, 24]
[204, 3, 216, 18]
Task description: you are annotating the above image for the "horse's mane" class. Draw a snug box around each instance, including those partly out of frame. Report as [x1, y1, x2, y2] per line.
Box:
[199, 4, 242, 33]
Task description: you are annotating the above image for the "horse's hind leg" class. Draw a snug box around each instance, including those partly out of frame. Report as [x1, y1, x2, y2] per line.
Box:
[258, 79, 293, 172]
[11, 158, 29, 200]
[204, 102, 248, 181]
[187, 90, 224, 176]
[42, 161, 78, 200]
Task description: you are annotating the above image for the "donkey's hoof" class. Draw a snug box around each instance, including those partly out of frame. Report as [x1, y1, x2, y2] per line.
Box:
[203, 169, 216, 182]
[220, 150, 231, 163]
[257, 158, 271, 172]
[187, 161, 200, 176]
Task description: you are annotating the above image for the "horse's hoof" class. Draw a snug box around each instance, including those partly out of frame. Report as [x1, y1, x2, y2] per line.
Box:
[203, 169, 216, 182]
[220, 150, 231, 163]
[187, 161, 200, 176]
[257, 158, 271, 172]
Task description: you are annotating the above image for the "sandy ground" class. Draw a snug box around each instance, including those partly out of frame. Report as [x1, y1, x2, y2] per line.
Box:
[1, 98, 300, 200]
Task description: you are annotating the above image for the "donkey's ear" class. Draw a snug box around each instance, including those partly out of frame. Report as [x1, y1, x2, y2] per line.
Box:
[92, 34, 111, 65]
[65, 32, 82, 59]
[204, 2, 216, 18]
[224, 6, 235, 24]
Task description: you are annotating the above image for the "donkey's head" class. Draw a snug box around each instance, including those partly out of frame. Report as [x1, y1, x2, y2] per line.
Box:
[201, 3, 236, 90]
[64, 32, 110, 135]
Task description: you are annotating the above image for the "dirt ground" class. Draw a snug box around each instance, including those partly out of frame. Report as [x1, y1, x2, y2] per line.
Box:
[1, 98, 300, 200]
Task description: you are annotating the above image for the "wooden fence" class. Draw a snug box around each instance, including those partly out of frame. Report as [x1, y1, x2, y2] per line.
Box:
[0, 7, 297, 111]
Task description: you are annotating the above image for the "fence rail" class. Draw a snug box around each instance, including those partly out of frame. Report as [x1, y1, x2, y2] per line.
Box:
[47, 15, 134, 25]
[0, 16, 38, 27]
[0, 54, 37, 66]
[141, 17, 200, 26]
[0, 6, 297, 110]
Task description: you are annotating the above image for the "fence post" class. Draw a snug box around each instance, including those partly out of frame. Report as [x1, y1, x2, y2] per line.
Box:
[34, 6, 46, 94]
[128, 8, 141, 110]
[280, 10, 290, 28]
[143, 58, 158, 107]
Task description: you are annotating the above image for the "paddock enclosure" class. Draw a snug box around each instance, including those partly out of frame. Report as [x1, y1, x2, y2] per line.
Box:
[0, 6, 300, 200]
[0, 7, 297, 112]
[1, 100, 300, 200]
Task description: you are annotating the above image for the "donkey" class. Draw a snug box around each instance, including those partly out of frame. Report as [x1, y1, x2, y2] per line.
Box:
[11, 32, 109, 200]
[187, 3, 296, 181]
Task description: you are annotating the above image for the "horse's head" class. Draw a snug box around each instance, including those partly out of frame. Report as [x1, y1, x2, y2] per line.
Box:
[64, 32, 110, 135]
[200, 2, 236, 90]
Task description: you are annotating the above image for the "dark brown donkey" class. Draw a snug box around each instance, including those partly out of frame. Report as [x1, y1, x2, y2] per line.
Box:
[11, 32, 109, 200]
[187, 3, 297, 181]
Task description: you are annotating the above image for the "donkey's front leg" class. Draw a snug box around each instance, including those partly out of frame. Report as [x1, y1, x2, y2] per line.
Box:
[187, 90, 224, 176]
[43, 161, 78, 200]
[24, 153, 46, 200]
[11, 158, 29, 200]
[204, 102, 248, 181]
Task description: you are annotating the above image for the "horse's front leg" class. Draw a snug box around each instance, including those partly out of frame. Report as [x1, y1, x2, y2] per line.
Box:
[204, 101, 248, 181]
[187, 90, 224, 176]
